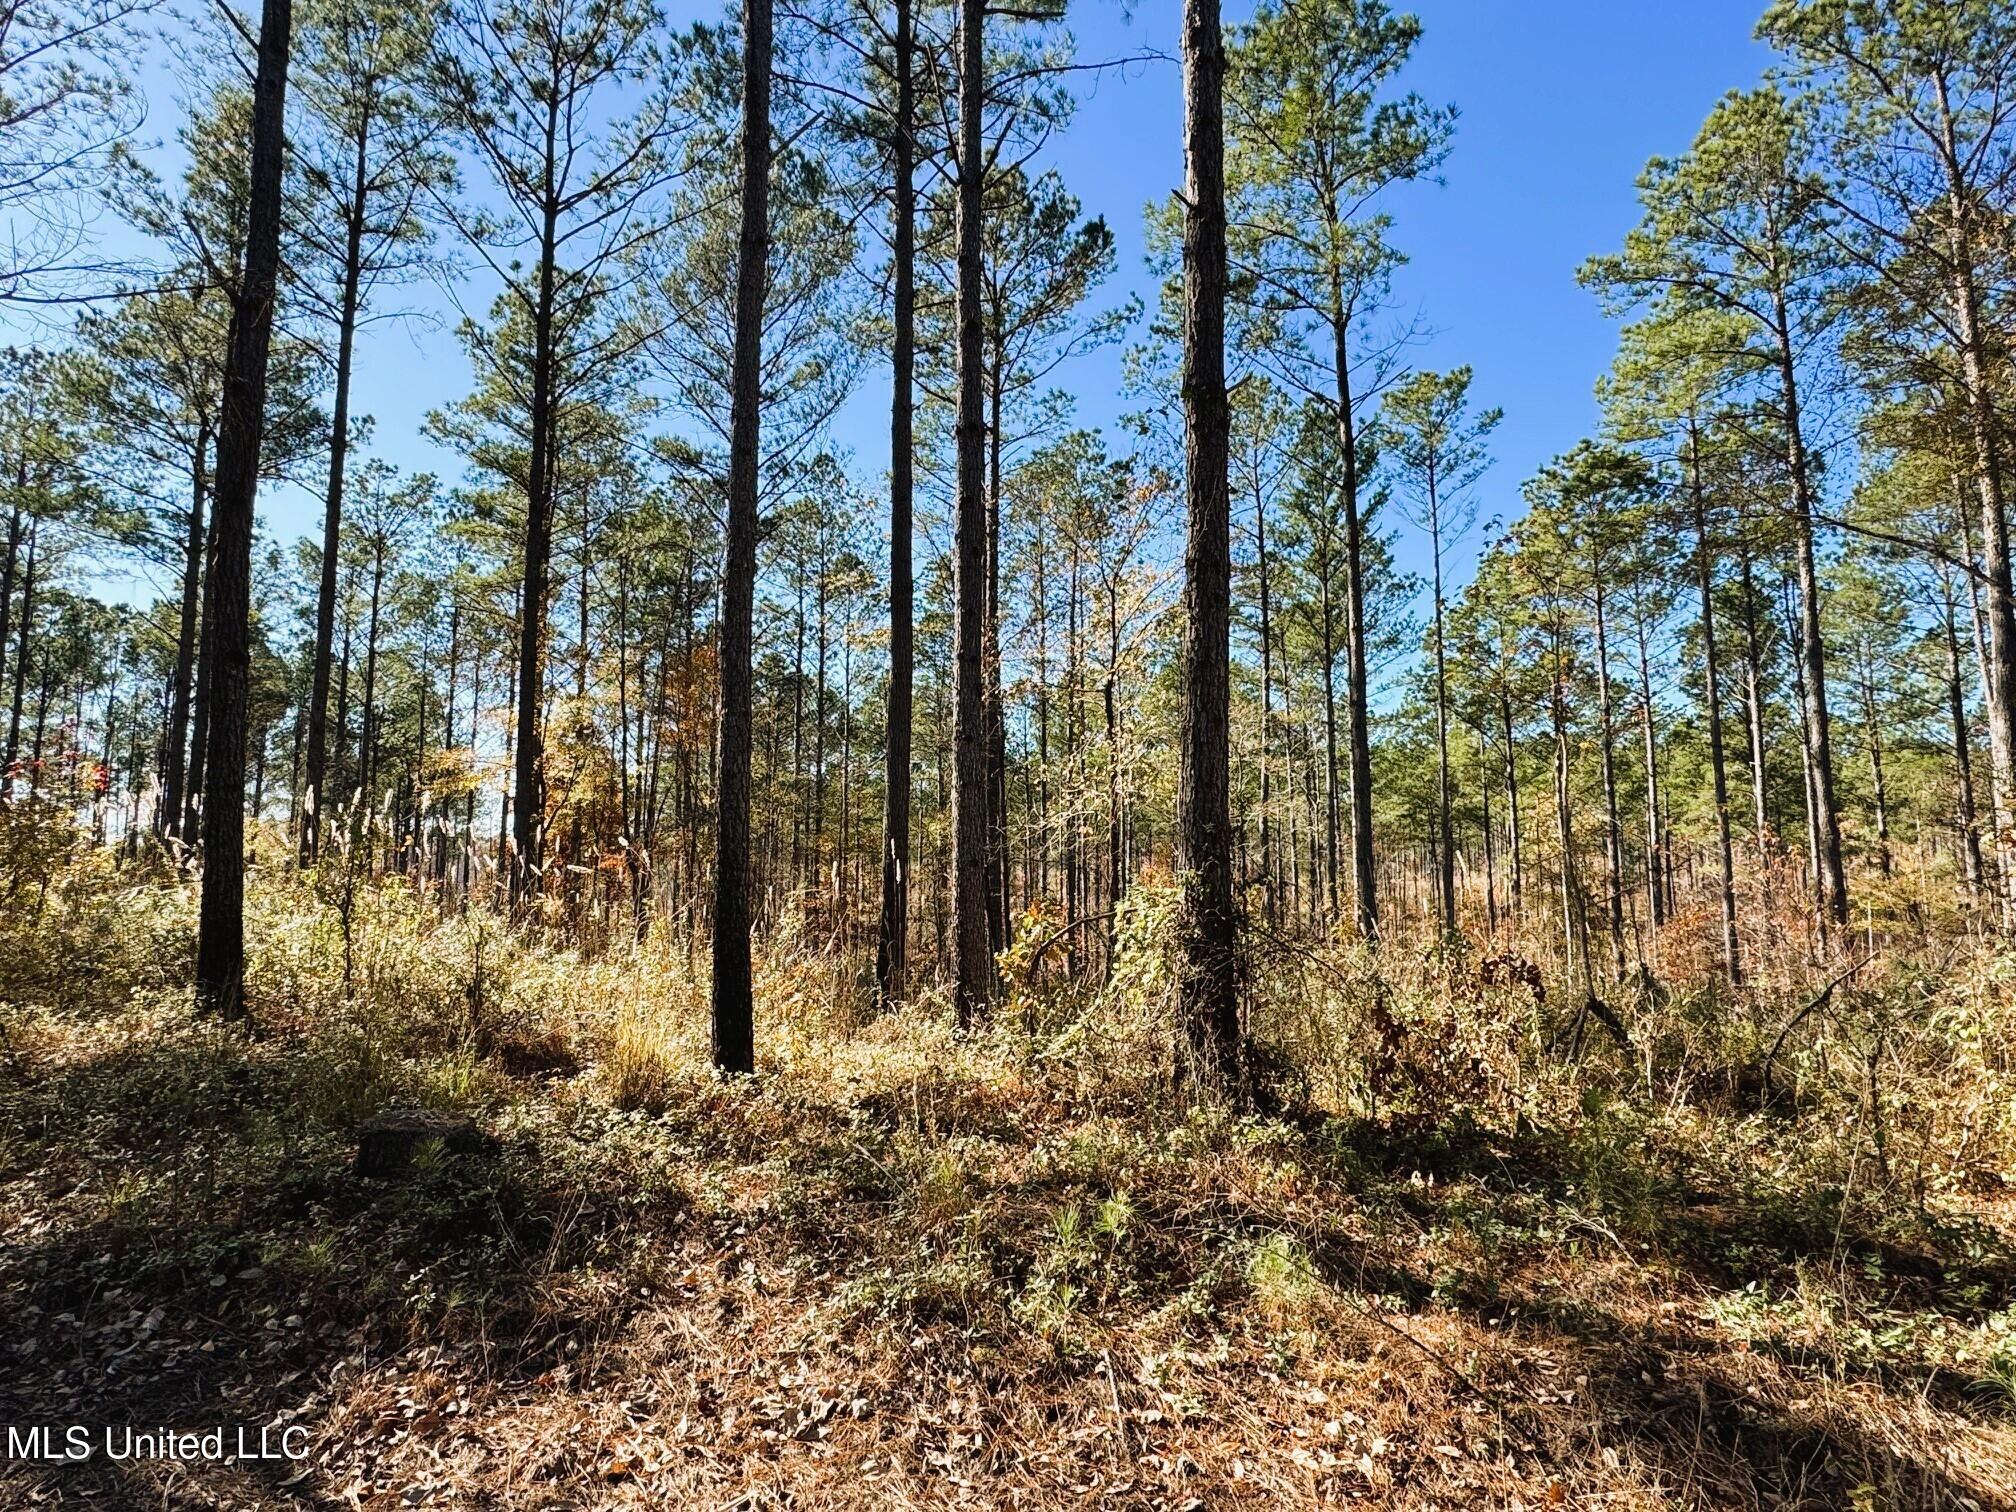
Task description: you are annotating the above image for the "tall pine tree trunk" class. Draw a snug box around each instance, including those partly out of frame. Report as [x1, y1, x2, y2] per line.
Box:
[5, 514, 36, 780]
[949, 0, 992, 1027]
[301, 127, 369, 867]
[160, 438, 206, 840]
[1632, 609, 1663, 934]
[1478, 725, 1497, 931]
[359, 546, 385, 830]
[1327, 295, 1378, 940]
[1935, 93, 2016, 926]
[1690, 427, 1741, 983]
[511, 103, 565, 910]
[1944, 589, 1985, 903]
[1105, 575, 1124, 917]
[1500, 689, 1522, 911]
[1860, 662, 1891, 878]
[0, 498, 19, 748]
[1591, 581, 1626, 977]
[1549, 624, 1591, 996]
[873, 0, 915, 1009]
[1430, 500, 1454, 940]
[1738, 543, 1771, 847]
[1954, 304, 2016, 923]
[185, 505, 220, 841]
[194, 0, 293, 1020]
[711, 0, 772, 1074]
[984, 359, 1008, 956]
[1254, 472, 1276, 928]
[1175, 0, 1238, 1087]
[1786, 580, 1826, 931]
[1773, 300, 1848, 930]
[1319, 583, 1339, 914]
[1957, 493, 2007, 899]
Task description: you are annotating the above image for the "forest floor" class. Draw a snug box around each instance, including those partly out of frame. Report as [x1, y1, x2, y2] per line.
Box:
[3, 868, 2016, 1508]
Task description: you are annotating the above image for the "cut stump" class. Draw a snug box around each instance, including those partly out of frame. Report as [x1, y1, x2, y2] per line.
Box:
[354, 1108, 488, 1179]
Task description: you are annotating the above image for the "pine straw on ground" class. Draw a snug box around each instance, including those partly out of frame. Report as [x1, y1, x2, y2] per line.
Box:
[2, 920, 2015, 1507]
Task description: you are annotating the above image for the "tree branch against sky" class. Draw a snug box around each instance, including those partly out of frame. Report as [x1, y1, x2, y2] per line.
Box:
[13, 8, 2016, 1497]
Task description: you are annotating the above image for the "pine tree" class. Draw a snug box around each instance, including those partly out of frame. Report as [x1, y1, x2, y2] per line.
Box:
[710, 0, 773, 1075]
[193, 0, 296, 1022]
[1223, 0, 1453, 942]
[1582, 87, 1852, 933]
[294, 0, 449, 865]
[1380, 367, 1499, 943]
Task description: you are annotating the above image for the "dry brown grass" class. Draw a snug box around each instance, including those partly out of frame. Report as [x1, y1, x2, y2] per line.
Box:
[2, 839, 2015, 1508]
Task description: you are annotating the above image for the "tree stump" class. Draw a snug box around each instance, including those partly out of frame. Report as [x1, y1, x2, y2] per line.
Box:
[353, 1108, 487, 1179]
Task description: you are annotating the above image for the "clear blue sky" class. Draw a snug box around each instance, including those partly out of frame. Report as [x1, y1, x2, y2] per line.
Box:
[71, 0, 1778, 610]
[1033, 0, 1775, 591]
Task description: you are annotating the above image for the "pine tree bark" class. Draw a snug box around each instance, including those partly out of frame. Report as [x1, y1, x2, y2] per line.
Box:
[710, 0, 772, 1075]
[1175, 0, 1238, 1089]
[509, 85, 567, 910]
[1428, 477, 1454, 940]
[1956, 494, 2007, 899]
[1772, 295, 1848, 930]
[1477, 725, 1497, 931]
[1548, 621, 1592, 997]
[873, 0, 915, 1010]
[160, 436, 206, 840]
[302, 125, 370, 867]
[5, 514, 36, 780]
[984, 357, 1009, 957]
[1944, 579, 1985, 903]
[813, 554, 830, 875]
[1105, 574, 1123, 913]
[510, 334, 553, 899]
[1738, 543, 1771, 846]
[1253, 469, 1277, 928]
[1932, 79, 2016, 925]
[360, 541, 385, 823]
[1953, 296, 2016, 921]
[948, 0, 992, 1028]
[0, 499, 18, 735]
[1860, 662, 1891, 878]
[185, 504, 220, 841]
[1327, 285, 1377, 941]
[1785, 579, 1826, 927]
[1316, 574, 1339, 913]
[1591, 579, 1626, 978]
[194, 0, 293, 1021]
[1500, 689, 1521, 911]
[1689, 425, 1740, 983]
[1633, 611, 1664, 935]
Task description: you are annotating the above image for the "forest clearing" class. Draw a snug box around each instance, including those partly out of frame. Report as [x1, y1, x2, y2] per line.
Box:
[4, 0, 2016, 1506]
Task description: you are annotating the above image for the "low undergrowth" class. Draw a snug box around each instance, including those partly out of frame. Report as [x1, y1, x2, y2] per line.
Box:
[1, 827, 2013, 1507]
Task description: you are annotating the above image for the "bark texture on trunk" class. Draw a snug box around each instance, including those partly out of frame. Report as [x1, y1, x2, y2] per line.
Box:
[1944, 581, 1985, 902]
[948, 0, 992, 1028]
[160, 437, 206, 841]
[1331, 322, 1377, 942]
[1175, 0, 1239, 1088]
[1689, 431, 1741, 983]
[1592, 583, 1626, 977]
[1429, 500, 1453, 940]
[185, 505, 220, 840]
[1500, 690, 1522, 910]
[510, 206, 559, 908]
[1932, 80, 2016, 925]
[873, 0, 915, 1010]
[194, 0, 293, 1021]
[711, 0, 773, 1075]
[302, 129, 370, 867]
[1773, 302, 1848, 930]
